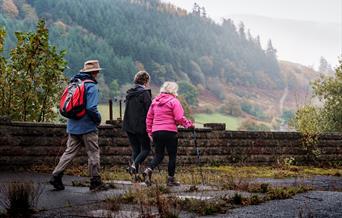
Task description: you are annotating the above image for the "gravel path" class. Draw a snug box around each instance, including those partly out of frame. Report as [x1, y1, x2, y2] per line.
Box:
[211, 191, 342, 218]
[0, 172, 341, 217]
[253, 176, 342, 191]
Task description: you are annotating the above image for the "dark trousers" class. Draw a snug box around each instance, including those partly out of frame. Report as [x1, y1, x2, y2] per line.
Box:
[127, 132, 151, 171]
[149, 131, 178, 177]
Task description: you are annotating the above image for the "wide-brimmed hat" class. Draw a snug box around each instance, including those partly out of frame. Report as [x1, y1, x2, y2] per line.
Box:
[80, 60, 103, 73]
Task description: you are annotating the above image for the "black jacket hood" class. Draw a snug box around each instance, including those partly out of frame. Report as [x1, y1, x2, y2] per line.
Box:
[126, 85, 150, 100]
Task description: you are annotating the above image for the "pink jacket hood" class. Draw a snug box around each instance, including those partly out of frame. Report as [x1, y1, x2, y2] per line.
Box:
[154, 93, 175, 106]
[146, 93, 193, 135]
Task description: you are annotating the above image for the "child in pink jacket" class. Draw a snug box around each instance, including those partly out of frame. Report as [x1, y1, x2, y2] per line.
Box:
[143, 81, 193, 186]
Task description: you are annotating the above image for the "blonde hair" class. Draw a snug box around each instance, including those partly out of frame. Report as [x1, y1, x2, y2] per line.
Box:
[160, 81, 178, 96]
[134, 71, 150, 85]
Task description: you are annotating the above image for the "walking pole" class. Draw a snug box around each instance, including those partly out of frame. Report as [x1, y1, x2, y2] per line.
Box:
[193, 128, 204, 186]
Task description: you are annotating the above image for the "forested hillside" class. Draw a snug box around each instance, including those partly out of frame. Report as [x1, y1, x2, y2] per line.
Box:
[0, 0, 283, 99]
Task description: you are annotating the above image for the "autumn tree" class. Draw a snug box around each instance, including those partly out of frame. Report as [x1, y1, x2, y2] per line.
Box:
[0, 19, 67, 122]
[295, 58, 342, 133]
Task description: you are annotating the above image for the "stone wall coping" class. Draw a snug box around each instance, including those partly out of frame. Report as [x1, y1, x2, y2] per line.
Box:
[1, 121, 341, 139]
[204, 123, 226, 130]
[178, 127, 212, 132]
[0, 121, 214, 132]
[6, 121, 66, 128]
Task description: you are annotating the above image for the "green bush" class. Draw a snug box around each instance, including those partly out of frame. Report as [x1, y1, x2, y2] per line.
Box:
[240, 101, 269, 120]
[178, 81, 198, 106]
[239, 119, 271, 131]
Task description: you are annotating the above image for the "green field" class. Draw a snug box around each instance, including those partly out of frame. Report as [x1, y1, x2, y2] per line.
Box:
[194, 113, 241, 130]
[98, 104, 124, 122]
[99, 105, 241, 130]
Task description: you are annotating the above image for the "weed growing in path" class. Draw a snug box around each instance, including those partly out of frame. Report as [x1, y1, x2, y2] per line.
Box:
[0, 182, 43, 218]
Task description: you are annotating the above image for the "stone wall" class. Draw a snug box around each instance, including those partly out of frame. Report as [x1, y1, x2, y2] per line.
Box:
[0, 119, 341, 168]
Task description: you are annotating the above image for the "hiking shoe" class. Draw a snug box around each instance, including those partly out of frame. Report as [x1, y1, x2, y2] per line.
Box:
[143, 168, 153, 186]
[167, 176, 180, 187]
[90, 177, 109, 191]
[49, 173, 65, 191]
[126, 165, 137, 176]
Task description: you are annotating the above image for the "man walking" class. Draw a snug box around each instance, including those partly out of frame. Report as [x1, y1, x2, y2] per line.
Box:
[50, 60, 106, 191]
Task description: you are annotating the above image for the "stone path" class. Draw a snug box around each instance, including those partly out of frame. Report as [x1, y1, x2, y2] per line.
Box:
[0, 172, 341, 217]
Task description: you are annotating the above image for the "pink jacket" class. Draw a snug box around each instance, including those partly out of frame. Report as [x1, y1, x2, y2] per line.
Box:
[146, 93, 193, 135]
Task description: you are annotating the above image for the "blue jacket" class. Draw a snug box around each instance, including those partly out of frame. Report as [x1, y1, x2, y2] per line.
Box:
[67, 72, 101, 135]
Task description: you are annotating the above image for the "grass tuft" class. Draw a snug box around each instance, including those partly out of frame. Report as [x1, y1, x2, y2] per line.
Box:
[0, 182, 43, 218]
[231, 193, 243, 205]
[266, 185, 312, 200]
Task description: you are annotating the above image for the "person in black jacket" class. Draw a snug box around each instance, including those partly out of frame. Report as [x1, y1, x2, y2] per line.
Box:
[123, 71, 152, 180]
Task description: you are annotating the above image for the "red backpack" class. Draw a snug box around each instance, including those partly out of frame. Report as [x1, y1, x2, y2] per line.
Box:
[59, 79, 95, 120]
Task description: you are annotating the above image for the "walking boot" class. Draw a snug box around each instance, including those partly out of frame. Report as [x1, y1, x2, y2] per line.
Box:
[126, 165, 137, 176]
[49, 172, 65, 191]
[167, 176, 180, 187]
[89, 176, 109, 191]
[142, 168, 153, 186]
[127, 164, 142, 182]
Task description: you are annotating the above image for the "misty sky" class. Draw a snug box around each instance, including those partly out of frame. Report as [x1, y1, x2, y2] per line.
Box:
[162, 0, 342, 67]
[163, 0, 341, 23]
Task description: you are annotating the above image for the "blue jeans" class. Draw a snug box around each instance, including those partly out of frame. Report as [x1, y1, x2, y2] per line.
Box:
[127, 132, 151, 171]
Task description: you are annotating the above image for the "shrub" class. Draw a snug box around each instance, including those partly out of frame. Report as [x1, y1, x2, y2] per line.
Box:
[178, 81, 198, 106]
[238, 119, 271, 131]
[240, 101, 269, 120]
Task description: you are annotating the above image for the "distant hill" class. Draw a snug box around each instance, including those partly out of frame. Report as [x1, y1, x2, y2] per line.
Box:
[1, 1, 282, 90]
[194, 60, 319, 125]
[279, 60, 319, 109]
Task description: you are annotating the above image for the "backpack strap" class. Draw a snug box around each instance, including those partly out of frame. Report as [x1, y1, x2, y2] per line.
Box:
[82, 79, 96, 84]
